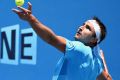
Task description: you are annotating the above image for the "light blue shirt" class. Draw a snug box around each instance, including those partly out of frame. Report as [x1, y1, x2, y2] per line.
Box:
[52, 39, 104, 80]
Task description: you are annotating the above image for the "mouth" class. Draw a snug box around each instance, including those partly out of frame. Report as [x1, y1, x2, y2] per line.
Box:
[76, 31, 81, 35]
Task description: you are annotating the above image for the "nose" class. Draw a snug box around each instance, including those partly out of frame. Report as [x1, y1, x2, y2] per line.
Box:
[78, 27, 83, 32]
[80, 27, 83, 31]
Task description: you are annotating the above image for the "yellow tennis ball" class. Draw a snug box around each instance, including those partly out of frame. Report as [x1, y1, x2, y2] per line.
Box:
[15, 0, 24, 6]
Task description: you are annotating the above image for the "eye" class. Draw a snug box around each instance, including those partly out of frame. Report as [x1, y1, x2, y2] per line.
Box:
[86, 25, 91, 31]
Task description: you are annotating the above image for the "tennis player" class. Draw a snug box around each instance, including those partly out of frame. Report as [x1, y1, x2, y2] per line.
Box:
[12, 2, 112, 80]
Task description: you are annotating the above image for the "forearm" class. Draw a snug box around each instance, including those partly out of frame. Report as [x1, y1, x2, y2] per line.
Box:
[28, 14, 56, 43]
[12, 2, 66, 52]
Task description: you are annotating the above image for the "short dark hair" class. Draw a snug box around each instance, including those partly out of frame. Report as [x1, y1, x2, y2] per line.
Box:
[92, 16, 107, 44]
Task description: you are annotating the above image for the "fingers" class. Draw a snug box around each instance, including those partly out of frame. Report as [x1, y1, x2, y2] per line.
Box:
[17, 6, 31, 15]
[12, 2, 32, 17]
[17, 2, 32, 12]
[17, 6, 30, 13]
[28, 2, 32, 11]
[12, 9, 21, 14]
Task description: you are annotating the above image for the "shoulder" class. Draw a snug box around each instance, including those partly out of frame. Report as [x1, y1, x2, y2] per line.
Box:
[65, 38, 85, 51]
[65, 38, 92, 56]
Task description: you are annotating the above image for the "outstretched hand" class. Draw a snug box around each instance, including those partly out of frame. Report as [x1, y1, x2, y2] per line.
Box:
[12, 2, 32, 21]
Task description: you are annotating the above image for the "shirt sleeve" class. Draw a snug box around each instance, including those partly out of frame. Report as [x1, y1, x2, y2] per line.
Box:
[65, 38, 87, 55]
[65, 38, 75, 52]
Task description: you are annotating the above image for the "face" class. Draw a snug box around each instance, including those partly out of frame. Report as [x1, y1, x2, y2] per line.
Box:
[74, 21, 97, 45]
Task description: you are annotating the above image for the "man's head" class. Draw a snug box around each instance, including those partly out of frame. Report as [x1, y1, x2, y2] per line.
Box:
[74, 17, 107, 47]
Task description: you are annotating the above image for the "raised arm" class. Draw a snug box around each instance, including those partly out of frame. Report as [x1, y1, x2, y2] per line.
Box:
[12, 2, 66, 53]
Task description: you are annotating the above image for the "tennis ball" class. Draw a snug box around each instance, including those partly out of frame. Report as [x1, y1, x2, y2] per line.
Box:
[15, 0, 24, 6]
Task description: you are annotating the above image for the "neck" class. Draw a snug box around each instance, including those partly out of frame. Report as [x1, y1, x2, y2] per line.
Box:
[84, 42, 96, 48]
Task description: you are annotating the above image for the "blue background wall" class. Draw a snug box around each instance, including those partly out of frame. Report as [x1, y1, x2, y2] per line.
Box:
[0, 0, 120, 80]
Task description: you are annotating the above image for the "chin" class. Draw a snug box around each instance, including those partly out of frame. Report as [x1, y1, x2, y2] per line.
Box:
[74, 36, 79, 41]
